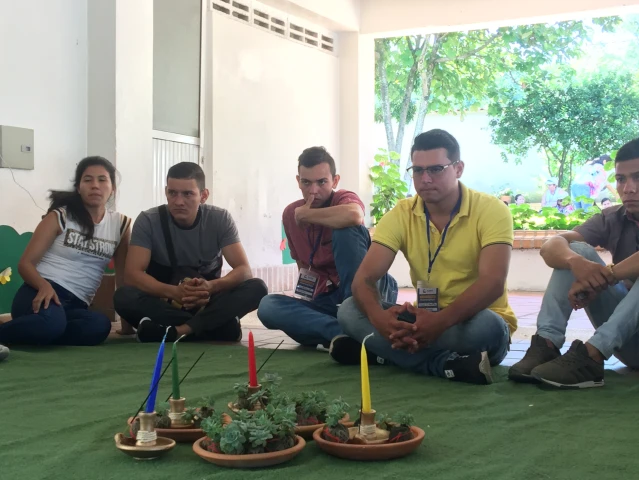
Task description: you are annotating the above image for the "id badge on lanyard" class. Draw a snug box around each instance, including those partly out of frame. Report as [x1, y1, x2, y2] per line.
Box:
[294, 226, 323, 301]
[419, 189, 462, 311]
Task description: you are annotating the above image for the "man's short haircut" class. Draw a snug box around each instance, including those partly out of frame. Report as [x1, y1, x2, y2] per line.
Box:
[615, 138, 639, 163]
[515, 194, 524, 201]
[167, 162, 205, 191]
[601, 197, 611, 203]
[298, 146, 336, 177]
[411, 129, 461, 162]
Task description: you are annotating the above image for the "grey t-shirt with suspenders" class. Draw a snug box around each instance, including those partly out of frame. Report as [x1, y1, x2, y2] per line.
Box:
[130, 204, 241, 285]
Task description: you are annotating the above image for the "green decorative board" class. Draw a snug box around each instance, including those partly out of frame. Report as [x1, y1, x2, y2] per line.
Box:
[0, 226, 33, 314]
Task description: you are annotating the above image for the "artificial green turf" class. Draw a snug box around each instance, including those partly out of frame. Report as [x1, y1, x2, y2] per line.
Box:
[1, 340, 638, 480]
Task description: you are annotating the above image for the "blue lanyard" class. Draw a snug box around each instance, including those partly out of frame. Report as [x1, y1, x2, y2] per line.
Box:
[424, 189, 462, 277]
[307, 226, 323, 267]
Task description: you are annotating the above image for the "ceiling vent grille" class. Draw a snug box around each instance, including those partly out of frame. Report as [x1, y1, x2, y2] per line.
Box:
[210, 0, 337, 55]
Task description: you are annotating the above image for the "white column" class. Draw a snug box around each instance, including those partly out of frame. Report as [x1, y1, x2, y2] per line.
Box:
[87, 0, 154, 219]
[338, 33, 376, 225]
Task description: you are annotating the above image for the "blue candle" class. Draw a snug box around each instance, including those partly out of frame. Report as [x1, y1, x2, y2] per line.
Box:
[145, 328, 169, 413]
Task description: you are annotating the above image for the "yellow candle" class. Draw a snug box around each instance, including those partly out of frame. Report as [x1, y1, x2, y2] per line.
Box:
[361, 342, 372, 413]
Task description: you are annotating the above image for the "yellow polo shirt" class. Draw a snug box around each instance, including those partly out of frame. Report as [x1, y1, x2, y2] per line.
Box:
[373, 183, 517, 334]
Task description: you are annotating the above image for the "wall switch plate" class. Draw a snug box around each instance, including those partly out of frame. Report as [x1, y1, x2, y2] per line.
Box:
[0, 125, 34, 170]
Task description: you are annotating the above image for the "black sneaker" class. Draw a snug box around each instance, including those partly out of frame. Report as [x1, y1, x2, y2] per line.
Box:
[508, 334, 561, 383]
[531, 340, 604, 389]
[329, 335, 387, 366]
[136, 318, 178, 343]
[213, 317, 242, 342]
[443, 351, 493, 385]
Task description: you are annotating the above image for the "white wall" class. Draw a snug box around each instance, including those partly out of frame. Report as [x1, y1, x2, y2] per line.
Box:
[0, 0, 88, 234]
[210, 15, 340, 267]
[361, 0, 639, 36]
[374, 112, 547, 196]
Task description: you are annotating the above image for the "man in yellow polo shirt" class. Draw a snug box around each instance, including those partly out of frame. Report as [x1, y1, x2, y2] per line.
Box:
[331, 129, 516, 385]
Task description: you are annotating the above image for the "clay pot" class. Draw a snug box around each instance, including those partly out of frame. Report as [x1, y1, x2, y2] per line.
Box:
[127, 414, 232, 443]
[192, 435, 306, 468]
[294, 415, 352, 440]
[312, 426, 425, 461]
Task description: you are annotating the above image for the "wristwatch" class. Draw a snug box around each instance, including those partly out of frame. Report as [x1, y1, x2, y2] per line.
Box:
[606, 264, 618, 284]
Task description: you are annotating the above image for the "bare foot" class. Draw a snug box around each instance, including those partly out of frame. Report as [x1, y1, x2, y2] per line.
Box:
[0, 314, 12, 325]
[116, 319, 136, 335]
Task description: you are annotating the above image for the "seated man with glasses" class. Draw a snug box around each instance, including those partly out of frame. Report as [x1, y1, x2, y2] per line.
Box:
[333, 129, 516, 385]
[258, 147, 397, 351]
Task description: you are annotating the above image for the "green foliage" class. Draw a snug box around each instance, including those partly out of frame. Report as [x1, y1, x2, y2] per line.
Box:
[370, 149, 409, 225]
[374, 17, 621, 170]
[489, 72, 639, 188]
[183, 396, 216, 426]
[292, 390, 328, 424]
[200, 413, 226, 445]
[509, 204, 597, 230]
[234, 372, 282, 410]
[324, 398, 350, 428]
[219, 421, 246, 455]
[375, 411, 414, 430]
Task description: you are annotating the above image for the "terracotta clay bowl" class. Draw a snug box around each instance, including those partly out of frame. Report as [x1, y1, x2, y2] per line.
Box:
[114, 433, 176, 460]
[127, 414, 232, 443]
[295, 417, 353, 441]
[312, 426, 425, 461]
[192, 435, 306, 468]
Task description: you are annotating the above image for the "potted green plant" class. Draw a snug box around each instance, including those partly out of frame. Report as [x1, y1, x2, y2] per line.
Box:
[376, 412, 415, 443]
[194, 403, 306, 468]
[230, 373, 281, 412]
[320, 399, 351, 444]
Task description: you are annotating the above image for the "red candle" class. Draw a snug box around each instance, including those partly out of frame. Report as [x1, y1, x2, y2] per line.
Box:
[248, 331, 258, 387]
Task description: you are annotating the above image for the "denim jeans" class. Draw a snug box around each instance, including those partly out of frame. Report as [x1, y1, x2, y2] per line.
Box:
[536, 242, 639, 367]
[257, 225, 398, 346]
[571, 184, 592, 209]
[0, 281, 111, 346]
[336, 298, 510, 378]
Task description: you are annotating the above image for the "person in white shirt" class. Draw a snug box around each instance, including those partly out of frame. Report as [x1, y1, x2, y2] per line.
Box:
[0, 157, 131, 346]
[541, 178, 568, 209]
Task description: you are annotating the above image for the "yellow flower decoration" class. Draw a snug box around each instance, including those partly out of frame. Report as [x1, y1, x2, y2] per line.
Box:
[0, 267, 11, 285]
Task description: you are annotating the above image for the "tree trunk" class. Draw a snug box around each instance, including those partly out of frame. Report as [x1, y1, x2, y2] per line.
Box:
[403, 34, 443, 185]
[392, 36, 425, 156]
[376, 40, 395, 157]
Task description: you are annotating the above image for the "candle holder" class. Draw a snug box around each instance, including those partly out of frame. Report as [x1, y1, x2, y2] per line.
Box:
[229, 383, 264, 413]
[168, 397, 190, 428]
[115, 412, 176, 460]
[137, 412, 159, 446]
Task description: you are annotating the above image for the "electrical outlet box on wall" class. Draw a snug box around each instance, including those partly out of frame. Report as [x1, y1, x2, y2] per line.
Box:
[0, 125, 34, 170]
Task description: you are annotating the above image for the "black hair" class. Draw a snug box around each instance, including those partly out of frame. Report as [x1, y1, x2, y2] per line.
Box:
[615, 138, 639, 163]
[601, 197, 611, 203]
[167, 162, 206, 191]
[297, 146, 336, 177]
[515, 194, 524, 201]
[411, 129, 461, 162]
[48, 156, 116, 240]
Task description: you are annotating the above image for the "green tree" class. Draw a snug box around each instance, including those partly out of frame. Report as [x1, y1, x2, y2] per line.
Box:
[375, 18, 620, 184]
[487, 72, 639, 189]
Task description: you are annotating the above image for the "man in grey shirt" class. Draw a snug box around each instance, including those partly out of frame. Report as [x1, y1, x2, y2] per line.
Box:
[509, 138, 639, 389]
[114, 162, 267, 342]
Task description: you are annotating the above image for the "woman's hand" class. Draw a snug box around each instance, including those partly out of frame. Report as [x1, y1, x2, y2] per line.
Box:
[32, 282, 61, 313]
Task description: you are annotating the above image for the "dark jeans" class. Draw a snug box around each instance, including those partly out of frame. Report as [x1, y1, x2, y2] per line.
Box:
[257, 225, 398, 346]
[0, 282, 111, 346]
[113, 278, 268, 339]
[337, 298, 510, 378]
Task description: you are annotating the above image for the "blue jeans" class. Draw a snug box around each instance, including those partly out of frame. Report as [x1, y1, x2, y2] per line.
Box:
[571, 184, 591, 209]
[537, 242, 639, 367]
[0, 282, 111, 346]
[337, 298, 510, 378]
[257, 225, 398, 346]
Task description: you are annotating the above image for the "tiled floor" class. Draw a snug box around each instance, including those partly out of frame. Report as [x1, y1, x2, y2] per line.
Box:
[112, 289, 632, 373]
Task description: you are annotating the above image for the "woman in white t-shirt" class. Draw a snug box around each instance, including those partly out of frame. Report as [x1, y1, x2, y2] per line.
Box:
[0, 157, 131, 346]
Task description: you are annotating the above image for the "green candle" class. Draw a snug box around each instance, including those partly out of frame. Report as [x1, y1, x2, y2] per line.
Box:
[171, 341, 180, 399]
